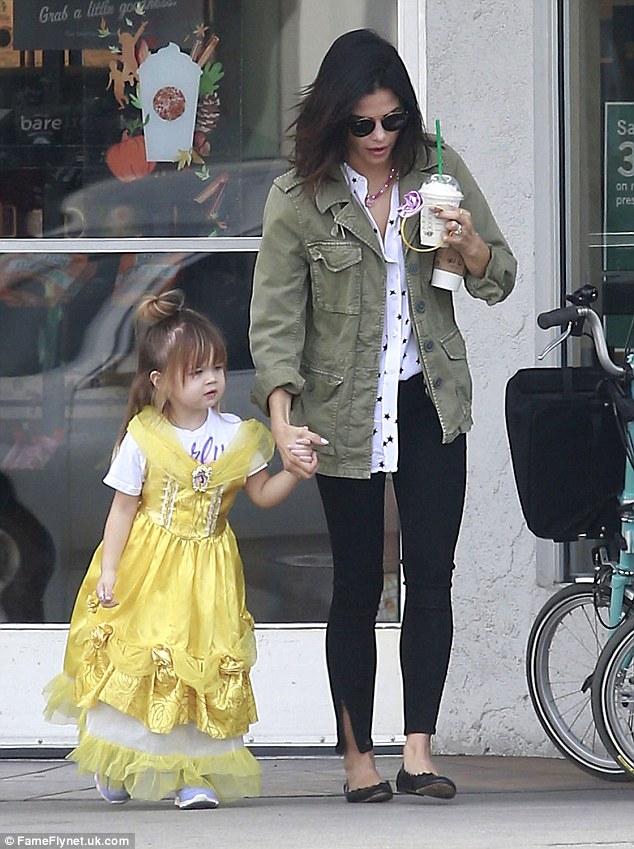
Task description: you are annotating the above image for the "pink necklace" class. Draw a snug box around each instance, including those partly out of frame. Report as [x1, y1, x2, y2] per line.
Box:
[364, 167, 397, 208]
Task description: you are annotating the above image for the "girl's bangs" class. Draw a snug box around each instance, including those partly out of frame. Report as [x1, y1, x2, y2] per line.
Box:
[178, 323, 226, 378]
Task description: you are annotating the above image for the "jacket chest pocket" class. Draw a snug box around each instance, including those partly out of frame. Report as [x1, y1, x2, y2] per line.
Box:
[307, 241, 362, 315]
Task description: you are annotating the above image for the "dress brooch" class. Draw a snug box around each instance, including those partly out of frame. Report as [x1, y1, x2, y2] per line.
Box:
[192, 464, 213, 492]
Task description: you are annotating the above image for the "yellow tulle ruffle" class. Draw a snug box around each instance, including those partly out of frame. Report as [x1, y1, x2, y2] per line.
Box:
[68, 729, 260, 802]
[43, 673, 80, 725]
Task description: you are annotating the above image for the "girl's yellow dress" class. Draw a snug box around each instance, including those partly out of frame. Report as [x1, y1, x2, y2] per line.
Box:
[44, 406, 274, 802]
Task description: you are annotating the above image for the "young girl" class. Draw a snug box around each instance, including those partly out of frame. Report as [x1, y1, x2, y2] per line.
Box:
[44, 290, 318, 809]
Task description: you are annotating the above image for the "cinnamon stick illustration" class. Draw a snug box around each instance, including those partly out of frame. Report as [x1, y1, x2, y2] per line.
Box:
[197, 35, 219, 67]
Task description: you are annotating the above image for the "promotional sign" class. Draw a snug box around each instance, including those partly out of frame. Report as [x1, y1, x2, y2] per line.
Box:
[13, 1, 189, 50]
[604, 101, 634, 271]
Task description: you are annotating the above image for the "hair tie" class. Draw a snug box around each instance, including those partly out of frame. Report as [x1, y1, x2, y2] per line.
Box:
[399, 218, 440, 253]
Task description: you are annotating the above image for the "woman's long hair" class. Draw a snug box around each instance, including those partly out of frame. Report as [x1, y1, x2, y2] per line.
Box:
[115, 289, 227, 447]
[291, 29, 432, 193]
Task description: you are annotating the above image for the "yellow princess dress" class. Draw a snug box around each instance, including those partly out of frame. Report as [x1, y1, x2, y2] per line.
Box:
[44, 406, 274, 802]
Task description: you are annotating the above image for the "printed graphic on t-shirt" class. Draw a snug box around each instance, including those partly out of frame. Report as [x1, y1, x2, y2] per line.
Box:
[190, 435, 227, 464]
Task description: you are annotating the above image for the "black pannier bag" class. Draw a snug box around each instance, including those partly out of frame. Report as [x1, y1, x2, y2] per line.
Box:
[505, 367, 625, 542]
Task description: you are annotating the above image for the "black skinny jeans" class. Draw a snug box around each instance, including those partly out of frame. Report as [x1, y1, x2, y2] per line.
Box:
[317, 374, 466, 754]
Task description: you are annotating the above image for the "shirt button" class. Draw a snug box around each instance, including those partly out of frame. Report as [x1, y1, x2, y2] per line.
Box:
[424, 340, 434, 352]
[433, 377, 443, 389]
[415, 300, 425, 313]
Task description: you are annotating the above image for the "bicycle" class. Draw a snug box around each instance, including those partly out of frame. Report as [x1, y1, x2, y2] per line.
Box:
[509, 285, 634, 780]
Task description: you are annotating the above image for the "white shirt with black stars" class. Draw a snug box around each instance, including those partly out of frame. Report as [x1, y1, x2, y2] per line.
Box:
[342, 163, 422, 474]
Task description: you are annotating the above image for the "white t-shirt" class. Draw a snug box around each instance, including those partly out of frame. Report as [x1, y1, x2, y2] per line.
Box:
[104, 409, 263, 496]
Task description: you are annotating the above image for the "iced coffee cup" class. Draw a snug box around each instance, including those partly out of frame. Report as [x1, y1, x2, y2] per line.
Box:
[419, 174, 463, 247]
[431, 246, 465, 292]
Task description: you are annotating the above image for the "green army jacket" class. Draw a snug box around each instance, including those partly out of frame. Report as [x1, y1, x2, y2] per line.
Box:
[249, 142, 517, 478]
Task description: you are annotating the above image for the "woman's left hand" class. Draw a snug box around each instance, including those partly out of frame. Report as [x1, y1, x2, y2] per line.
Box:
[436, 206, 491, 278]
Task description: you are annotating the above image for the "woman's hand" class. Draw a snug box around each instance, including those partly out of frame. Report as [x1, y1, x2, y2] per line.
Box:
[437, 206, 491, 278]
[268, 388, 326, 480]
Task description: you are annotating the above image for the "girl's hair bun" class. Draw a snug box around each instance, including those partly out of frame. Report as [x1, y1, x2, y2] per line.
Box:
[137, 289, 185, 325]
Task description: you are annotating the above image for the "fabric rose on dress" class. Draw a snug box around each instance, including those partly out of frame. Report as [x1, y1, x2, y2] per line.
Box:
[219, 655, 244, 677]
[86, 592, 101, 614]
[90, 623, 114, 650]
[397, 190, 424, 219]
[218, 655, 246, 710]
[151, 645, 176, 683]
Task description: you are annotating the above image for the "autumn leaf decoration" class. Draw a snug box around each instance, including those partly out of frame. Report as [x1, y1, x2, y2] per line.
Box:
[176, 148, 205, 171]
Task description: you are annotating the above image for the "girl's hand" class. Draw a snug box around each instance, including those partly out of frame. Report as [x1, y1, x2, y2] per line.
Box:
[271, 422, 326, 480]
[289, 431, 320, 463]
[96, 569, 119, 608]
[289, 447, 319, 478]
[437, 206, 491, 278]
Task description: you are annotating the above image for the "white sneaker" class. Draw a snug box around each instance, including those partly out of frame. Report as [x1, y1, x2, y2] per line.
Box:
[94, 773, 130, 805]
[174, 786, 220, 810]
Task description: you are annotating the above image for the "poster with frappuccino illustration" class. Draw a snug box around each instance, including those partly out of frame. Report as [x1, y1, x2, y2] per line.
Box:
[96, 5, 226, 230]
[138, 43, 201, 162]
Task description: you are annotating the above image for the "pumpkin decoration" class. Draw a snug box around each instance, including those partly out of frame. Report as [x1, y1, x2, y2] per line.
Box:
[105, 131, 157, 182]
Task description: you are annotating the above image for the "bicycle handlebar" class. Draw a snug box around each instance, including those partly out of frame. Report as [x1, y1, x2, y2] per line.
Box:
[537, 306, 582, 329]
[537, 304, 626, 378]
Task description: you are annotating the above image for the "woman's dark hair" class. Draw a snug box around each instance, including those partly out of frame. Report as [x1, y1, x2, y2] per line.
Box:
[291, 29, 432, 192]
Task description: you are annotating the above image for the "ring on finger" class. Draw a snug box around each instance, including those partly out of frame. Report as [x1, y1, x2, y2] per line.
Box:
[455, 223, 463, 236]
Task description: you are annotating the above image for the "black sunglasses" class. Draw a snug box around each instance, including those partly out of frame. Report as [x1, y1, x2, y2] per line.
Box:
[347, 111, 409, 138]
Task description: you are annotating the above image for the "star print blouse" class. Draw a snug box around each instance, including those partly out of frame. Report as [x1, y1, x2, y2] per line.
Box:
[342, 163, 422, 473]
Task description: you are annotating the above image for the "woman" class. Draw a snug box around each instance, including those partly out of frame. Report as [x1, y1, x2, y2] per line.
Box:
[249, 29, 516, 802]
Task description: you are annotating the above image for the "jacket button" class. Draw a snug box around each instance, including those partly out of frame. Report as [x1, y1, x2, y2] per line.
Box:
[415, 300, 426, 313]
[423, 340, 434, 352]
[433, 377, 443, 389]
[407, 263, 420, 275]
[306, 379, 315, 392]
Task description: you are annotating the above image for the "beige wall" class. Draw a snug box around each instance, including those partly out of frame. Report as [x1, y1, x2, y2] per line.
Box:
[425, 0, 555, 756]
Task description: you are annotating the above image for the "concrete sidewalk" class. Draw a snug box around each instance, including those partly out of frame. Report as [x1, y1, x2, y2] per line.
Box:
[1, 754, 633, 849]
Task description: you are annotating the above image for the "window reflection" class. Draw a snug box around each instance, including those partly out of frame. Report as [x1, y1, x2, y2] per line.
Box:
[0, 0, 287, 238]
[0, 250, 401, 623]
[564, 0, 634, 578]
[0, 0, 400, 622]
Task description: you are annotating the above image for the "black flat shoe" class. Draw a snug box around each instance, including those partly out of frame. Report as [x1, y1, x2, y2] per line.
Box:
[396, 767, 456, 799]
[343, 780, 393, 803]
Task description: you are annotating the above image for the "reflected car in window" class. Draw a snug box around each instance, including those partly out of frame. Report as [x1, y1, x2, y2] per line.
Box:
[0, 247, 333, 624]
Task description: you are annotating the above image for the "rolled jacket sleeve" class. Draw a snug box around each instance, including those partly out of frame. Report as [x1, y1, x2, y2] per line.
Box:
[249, 182, 310, 415]
[450, 149, 517, 306]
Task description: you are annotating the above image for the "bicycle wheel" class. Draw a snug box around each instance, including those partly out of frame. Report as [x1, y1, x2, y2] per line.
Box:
[527, 582, 632, 780]
[592, 616, 634, 774]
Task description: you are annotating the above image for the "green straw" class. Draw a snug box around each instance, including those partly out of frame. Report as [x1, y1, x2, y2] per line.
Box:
[435, 118, 443, 176]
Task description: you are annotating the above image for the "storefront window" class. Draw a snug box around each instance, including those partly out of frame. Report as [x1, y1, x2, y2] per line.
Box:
[0, 0, 288, 238]
[0, 1, 399, 623]
[561, 0, 634, 576]
[562, 0, 634, 336]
